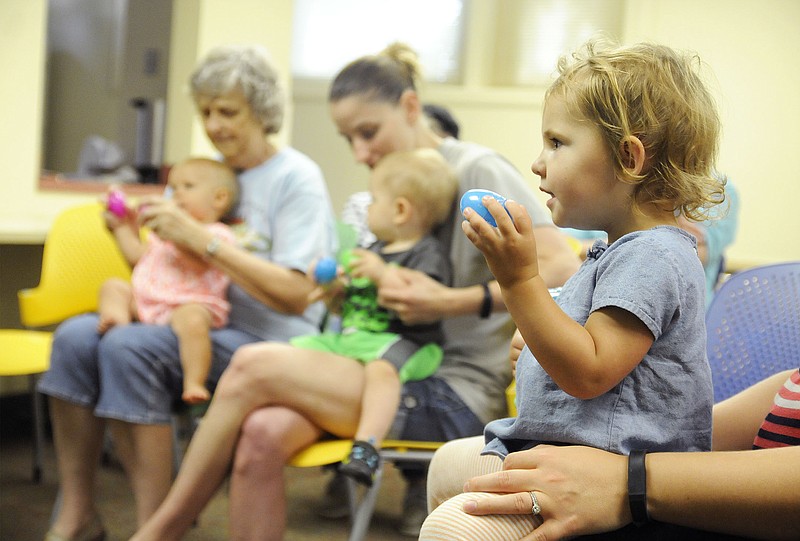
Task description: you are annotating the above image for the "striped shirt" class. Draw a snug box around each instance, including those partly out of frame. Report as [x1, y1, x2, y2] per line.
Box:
[753, 369, 800, 449]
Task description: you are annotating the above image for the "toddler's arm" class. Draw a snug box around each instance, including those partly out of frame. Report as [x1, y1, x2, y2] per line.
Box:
[462, 197, 652, 399]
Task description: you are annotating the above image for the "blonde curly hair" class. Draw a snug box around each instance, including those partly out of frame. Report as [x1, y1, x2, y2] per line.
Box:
[549, 39, 726, 221]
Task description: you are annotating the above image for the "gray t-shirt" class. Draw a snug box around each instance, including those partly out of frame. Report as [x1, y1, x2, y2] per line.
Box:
[435, 138, 555, 424]
[484, 226, 713, 456]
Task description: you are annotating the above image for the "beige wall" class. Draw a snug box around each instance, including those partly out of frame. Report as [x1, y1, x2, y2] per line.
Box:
[292, 0, 800, 267]
[2, 0, 798, 264]
[0, 0, 296, 229]
[623, 0, 800, 266]
[164, 0, 295, 163]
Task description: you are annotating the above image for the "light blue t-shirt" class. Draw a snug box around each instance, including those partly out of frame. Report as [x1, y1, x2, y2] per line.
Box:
[226, 147, 337, 340]
[484, 226, 713, 457]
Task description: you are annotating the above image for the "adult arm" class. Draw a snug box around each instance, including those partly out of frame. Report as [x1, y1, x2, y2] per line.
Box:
[379, 231, 579, 325]
[462, 370, 800, 541]
[462, 444, 800, 541]
[712, 369, 796, 451]
[377, 269, 499, 324]
[645, 446, 800, 540]
[138, 199, 313, 315]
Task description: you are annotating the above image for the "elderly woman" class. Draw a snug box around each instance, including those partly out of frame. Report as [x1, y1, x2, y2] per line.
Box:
[39, 45, 336, 541]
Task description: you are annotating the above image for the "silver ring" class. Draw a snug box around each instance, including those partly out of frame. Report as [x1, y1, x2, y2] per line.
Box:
[530, 491, 541, 515]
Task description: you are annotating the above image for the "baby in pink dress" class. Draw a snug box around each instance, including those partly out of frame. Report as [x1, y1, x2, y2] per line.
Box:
[97, 157, 238, 404]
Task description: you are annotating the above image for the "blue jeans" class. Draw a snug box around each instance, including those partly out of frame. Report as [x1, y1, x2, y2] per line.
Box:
[38, 313, 261, 424]
[392, 377, 485, 477]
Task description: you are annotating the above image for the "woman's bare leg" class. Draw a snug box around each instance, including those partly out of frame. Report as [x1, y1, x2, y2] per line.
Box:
[107, 419, 174, 526]
[47, 398, 106, 538]
[229, 406, 321, 541]
[131, 341, 368, 541]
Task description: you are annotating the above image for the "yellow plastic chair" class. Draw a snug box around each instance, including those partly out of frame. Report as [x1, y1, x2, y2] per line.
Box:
[5, 202, 131, 482]
[289, 438, 444, 541]
[18, 203, 132, 327]
[0, 330, 52, 482]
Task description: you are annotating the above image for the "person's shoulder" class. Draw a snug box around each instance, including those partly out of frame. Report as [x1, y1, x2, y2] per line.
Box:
[438, 138, 502, 166]
[274, 146, 324, 174]
[413, 234, 448, 256]
[609, 227, 700, 271]
[438, 139, 525, 187]
[254, 147, 328, 195]
[609, 225, 695, 251]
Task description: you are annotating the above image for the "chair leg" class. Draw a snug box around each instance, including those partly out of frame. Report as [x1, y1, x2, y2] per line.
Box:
[346, 465, 384, 541]
[30, 374, 45, 483]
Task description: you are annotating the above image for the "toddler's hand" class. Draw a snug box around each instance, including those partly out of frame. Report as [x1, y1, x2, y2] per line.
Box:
[100, 187, 135, 231]
[461, 197, 540, 289]
[347, 249, 386, 283]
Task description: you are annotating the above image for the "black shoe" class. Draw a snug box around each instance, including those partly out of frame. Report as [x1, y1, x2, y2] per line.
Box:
[316, 470, 350, 519]
[338, 440, 381, 487]
[398, 476, 428, 537]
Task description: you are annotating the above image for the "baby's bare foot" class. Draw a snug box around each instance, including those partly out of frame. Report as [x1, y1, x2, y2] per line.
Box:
[182, 383, 211, 404]
[97, 313, 126, 334]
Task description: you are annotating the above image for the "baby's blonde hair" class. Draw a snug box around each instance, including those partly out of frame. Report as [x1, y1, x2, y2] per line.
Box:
[177, 157, 239, 216]
[548, 38, 725, 221]
[372, 149, 457, 231]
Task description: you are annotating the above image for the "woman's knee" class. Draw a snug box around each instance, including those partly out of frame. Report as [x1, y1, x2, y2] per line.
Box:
[420, 493, 484, 540]
[428, 436, 489, 511]
[216, 342, 293, 395]
[420, 492, 536, 541]
[99, 325, 157, 374]
[234, 409, 295, 472]
[235, 407, 319, 470]
[51, 314, 100, 360]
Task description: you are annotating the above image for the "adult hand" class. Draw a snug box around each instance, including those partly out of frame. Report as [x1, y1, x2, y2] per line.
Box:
[137, 196, 205, 252]
[461, 198, 539, 290]
[462, 445, 631, 540]
[378, 267, 450, 325]
[306, 258, 347, 310]
[509, 328, 525, 378]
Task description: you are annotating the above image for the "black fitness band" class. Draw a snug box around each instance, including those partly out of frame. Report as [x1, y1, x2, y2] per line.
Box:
[628, 450, 650, 526]
[479, 282, 493, 319]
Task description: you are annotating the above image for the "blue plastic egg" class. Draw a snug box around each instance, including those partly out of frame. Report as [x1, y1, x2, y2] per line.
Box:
[313, 257, 338, 284]
[459, 189, 509, 227]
